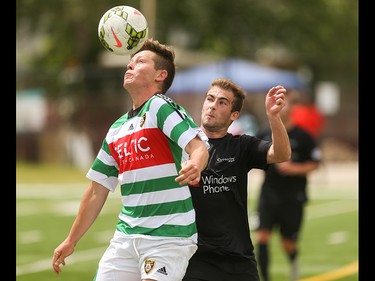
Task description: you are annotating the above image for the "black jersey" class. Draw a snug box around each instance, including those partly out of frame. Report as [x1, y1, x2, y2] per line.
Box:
[257, 125, 321, 204]
[189, 133, 271, 259]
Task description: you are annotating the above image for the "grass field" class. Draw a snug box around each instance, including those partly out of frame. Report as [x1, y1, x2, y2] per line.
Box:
[16, 162, 358, 281]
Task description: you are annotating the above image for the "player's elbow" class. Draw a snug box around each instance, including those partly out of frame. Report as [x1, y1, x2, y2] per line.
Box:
[280, 143, 292, 162]
[283, 147, 292, 162]
[276, 152, 291, 163]
[268, 145, 291, 163]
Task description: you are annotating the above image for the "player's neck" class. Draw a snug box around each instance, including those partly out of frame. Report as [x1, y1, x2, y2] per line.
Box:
[130, 88, 159, 109]
[200, 126, 227, 139]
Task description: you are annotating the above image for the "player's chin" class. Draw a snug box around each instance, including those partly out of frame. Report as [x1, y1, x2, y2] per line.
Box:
[123, 78, 134, 87]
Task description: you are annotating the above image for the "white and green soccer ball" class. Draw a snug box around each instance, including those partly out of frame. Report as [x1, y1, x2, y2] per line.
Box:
[98, 5, 148, 56]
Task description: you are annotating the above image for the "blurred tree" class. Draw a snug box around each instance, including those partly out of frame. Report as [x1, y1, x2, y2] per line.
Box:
[156, 0, 357, 88]
[16, 0, 357, 95]
[16, 0, 358, 162]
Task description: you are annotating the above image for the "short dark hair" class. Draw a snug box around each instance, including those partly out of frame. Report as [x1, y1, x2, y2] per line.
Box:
[133, 38, 176, 93]
[210, 78, 246, 112]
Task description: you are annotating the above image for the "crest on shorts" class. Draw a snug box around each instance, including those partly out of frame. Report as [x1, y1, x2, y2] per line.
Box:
[144, 259, 155, 274]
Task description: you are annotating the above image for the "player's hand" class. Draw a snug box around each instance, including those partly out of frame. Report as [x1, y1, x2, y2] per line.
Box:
[175, 160, 201, 186]
[265, 85, 286, 116]
[52, 251, 66, 274]
[52, 243, 74, 274]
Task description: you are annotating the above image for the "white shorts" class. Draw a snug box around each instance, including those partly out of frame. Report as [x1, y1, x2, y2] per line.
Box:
[93, 231, 198, 281]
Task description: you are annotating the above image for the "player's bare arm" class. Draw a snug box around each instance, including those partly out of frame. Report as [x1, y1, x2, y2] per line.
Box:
[52, 181, 109, 274]
[276, 160, 319, 176]
[175, 136, 209, 186]
[265, 86, 291, 164]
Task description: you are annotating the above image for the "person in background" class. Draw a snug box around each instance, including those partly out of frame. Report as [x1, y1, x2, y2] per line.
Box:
[52, 38, 210, 281]
[255, 89, 322, 281]
[183, 78, 291, 281]
[290, 90, 325, 139]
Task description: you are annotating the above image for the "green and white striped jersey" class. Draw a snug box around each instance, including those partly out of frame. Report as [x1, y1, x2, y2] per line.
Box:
[86, 93, 208, 243]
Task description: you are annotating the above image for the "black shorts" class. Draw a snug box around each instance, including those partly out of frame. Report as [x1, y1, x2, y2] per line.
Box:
[257, 197, 304, 240]
[183, 252, 260, 281]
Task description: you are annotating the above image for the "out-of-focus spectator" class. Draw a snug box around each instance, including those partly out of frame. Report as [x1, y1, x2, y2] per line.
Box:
[255, 89, 322, 281]
[290, 90, 325, 139]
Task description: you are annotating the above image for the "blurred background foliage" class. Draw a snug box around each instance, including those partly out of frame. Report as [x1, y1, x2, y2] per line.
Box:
[17, 0, 358, 88]
[16, 0, 358, 167]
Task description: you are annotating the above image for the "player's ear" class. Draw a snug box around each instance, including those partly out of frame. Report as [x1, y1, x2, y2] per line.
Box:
[230, 111, 240, 122]
[156, 69, 168, 82]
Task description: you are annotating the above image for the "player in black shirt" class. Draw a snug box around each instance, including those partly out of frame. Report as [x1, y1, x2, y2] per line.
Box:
[183, 78, 291, 281]
[255, 90, 321, 281]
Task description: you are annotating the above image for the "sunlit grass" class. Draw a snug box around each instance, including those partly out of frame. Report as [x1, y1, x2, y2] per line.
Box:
[16, 162, 358, 281]
[16, 162, 87, 183]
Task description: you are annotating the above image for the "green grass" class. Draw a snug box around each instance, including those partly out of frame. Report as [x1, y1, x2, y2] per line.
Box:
[16, 162, 87, 183]
[16, 162, 358, 281]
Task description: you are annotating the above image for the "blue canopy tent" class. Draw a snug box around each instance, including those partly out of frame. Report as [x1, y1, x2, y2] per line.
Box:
[168, 58, 307, 95]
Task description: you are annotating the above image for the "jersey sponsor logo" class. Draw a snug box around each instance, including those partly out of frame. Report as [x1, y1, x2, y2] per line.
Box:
[109, 128, 175, 173]
[201, 175, 237, 194]
[144, 259, 155, 274]
[216, 156, 235, 163]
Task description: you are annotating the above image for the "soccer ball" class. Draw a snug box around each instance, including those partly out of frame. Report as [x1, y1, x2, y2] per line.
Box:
[98, 5, 149, 56]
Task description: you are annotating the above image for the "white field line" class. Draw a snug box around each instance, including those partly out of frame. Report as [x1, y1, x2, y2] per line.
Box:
[16, 247, 105, 276]
[305, 201, 358, 220]
[17, 199, 357, 276]
[16, 183, 90, 199]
